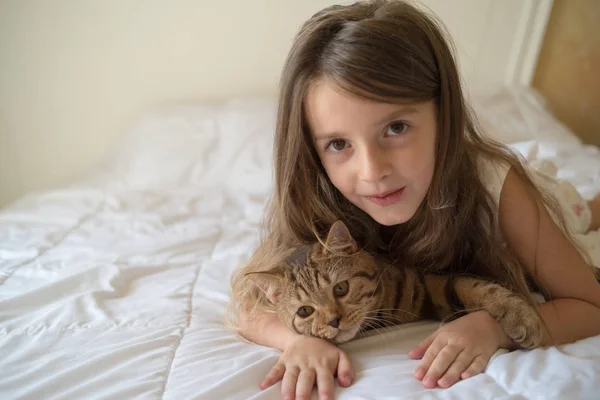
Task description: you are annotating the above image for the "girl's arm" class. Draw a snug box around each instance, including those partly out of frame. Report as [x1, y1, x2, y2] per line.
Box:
[499, 168, 600, 343]
[538, 299, 600, 344]
[238, 310, 298, 351]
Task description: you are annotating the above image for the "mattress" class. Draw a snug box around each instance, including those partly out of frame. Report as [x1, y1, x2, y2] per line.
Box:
[1, 87, 600, 399]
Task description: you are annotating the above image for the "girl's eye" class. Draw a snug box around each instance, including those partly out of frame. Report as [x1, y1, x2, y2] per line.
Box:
[297, 306, 315, 318]
[326, 139, 348, 152]
[333, 281, 349, 297]
[386, 121, 408, 136]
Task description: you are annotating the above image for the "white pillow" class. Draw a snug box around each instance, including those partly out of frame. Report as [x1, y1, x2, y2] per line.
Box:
[469, 85, 581, 146]
[93, 98, 276, 195]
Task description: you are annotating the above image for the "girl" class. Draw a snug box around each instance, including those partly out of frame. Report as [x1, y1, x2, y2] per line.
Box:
[229, 1, 600, 399]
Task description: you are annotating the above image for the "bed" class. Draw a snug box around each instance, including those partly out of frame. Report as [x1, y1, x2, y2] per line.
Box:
[1, 86, 599, 399]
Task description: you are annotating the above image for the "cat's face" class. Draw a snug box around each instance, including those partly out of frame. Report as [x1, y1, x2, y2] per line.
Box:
[247, 221, 383, 343]
[276, 248, 382, 343]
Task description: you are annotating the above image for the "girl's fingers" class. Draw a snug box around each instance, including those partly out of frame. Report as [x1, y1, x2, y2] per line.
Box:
[414, 337, 444, 381]
[460, 355, 488, 380]
[316, 367, 336, 400]
[437, 351, 475, 388]
[281, 366, 300, 400]
[261, 362, 285, 389]
[337, 351, 354, 387]
[422, 344, 462, 388]
[295, 369, 317, 400]
[409, 333, 436, 360]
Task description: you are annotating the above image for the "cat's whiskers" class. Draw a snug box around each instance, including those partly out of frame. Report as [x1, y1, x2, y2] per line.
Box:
[361, 320, 387, 335]
[361, 317, 391, 330]
[366, 307, 420, 320]
[365, 312, 407, 325]
[360, 319, 396, 343]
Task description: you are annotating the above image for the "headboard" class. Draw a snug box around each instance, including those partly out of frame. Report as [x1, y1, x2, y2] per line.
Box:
[417, 0, 553, 87]
[0, 0, 553, 207]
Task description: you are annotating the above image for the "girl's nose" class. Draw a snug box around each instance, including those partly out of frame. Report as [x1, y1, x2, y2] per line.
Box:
[358, 145, 391, 182]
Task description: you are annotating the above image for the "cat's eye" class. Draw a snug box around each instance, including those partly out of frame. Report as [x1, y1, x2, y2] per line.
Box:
[333, 281, 349, 297]
[297, 306, 315, 318]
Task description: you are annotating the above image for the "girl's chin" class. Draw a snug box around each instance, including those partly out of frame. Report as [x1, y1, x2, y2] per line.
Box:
[370, 212, 414, 226]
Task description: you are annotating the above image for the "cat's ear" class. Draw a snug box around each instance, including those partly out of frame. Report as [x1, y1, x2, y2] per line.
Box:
[245, 267, 285, 304]
[324, 220, 357, 254]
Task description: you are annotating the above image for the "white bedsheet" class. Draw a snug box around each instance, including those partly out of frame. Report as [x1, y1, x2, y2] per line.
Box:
[1, 89, 600, 399]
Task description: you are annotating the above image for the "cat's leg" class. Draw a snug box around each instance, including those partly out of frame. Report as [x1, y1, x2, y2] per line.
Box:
[422, 274, 455, 320]
[452, 277, 546, 349]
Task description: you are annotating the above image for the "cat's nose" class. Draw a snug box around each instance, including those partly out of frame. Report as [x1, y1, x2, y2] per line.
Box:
[327, 316, 341, 328]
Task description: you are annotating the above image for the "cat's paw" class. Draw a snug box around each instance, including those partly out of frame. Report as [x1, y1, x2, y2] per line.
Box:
[489, 297, 546, 349]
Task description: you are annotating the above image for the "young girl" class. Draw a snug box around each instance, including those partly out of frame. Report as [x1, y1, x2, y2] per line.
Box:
[229, 1, 600, 399]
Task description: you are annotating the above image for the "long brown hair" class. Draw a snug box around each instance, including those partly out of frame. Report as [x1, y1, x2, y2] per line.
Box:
[229, 0, 584, 321]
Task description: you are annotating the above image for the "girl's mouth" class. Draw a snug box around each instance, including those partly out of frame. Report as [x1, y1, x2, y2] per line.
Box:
[366, 187, 405, 206]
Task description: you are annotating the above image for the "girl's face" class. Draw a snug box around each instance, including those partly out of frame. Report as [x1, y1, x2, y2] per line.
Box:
[305, 80, 437, 226]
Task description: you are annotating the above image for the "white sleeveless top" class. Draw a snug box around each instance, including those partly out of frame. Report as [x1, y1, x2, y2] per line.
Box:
[477, 155, 592, 237]
[478, 157, 511, 209]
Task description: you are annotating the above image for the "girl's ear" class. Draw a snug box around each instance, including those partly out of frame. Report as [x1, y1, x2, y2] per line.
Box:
[324, 220, 357, 254]
[245, 267, 285, 304]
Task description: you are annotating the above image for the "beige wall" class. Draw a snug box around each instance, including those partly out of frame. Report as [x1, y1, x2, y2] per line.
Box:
[0, 0, 321, 207]
[0, 0, 551, 208]
[533, 0, 600, 147]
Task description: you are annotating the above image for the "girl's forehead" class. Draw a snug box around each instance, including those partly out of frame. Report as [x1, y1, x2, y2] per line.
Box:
[306, 79, 399, 117]
[305, 80, 431, 137]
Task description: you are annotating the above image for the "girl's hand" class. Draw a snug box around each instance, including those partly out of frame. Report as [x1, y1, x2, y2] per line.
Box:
[261, 335, 354, 400]
[408, 310, 513, 389]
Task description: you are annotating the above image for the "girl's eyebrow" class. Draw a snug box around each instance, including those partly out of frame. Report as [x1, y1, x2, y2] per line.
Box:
[373, 106, 418, 126]
[312, 106, 418, 141]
